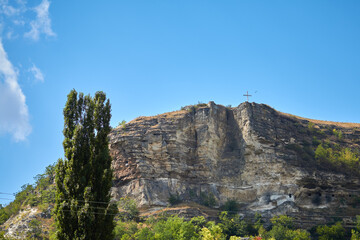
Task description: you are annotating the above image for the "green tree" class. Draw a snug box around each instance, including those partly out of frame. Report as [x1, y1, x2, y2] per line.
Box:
[152, 215, 198, 240]
[316, 222, 345, 240]
[200, 221, 225, 240]
[218, 211, 253, 238]
[351, 216, 360, 240]
[54, 90, 117, 240]
[315, 144, 329, 163]
[266, 215, 310, 240]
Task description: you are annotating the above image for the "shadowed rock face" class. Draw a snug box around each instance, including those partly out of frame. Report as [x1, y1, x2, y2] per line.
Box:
[109, 102, 360, 224]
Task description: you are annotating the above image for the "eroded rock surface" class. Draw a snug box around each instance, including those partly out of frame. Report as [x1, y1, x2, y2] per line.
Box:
[109, 102, 360, 226]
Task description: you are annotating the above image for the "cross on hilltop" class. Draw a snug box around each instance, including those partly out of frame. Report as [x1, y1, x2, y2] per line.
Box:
[243, 91, 252, 102]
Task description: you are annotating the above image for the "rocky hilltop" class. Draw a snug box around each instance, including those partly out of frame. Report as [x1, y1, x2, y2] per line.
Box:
[109, 102, 360, 226]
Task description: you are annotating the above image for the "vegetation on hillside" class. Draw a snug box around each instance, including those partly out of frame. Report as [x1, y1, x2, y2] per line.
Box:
[0, 164, 56, 226]
[110, 211, 360, 240]
[288, 120, 360, 175]
[1, 103, 360, 239]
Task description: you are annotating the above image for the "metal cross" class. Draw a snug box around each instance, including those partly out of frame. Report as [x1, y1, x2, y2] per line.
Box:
[243, 91, 252, 102]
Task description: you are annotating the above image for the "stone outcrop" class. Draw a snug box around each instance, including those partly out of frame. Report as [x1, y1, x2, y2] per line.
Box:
[109, 102, 360, 226]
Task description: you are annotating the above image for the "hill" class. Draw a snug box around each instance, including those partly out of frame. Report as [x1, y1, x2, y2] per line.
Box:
[109, 101, 360, 227]
[2, 101, 360, 238]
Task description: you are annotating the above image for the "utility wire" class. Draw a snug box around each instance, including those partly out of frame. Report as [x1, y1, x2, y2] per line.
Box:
[2, 192, 360, 218]
[0, 192, 116, 205]
[0, 192, 14, 196]
[0, 198, 14, 201]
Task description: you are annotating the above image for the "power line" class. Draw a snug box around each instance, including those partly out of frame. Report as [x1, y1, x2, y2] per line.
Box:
[1, 191, 360, 219]
[57, 197, 118, 205]
[0, 192, 116, 205]
[0, 192, 14, 196]
[59, 209, 119, 216]
[0, 198, 14, 201]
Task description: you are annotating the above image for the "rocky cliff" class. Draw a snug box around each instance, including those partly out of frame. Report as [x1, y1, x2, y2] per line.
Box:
[109, 102, 360, 226]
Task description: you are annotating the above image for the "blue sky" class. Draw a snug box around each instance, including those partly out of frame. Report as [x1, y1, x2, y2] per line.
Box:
[1, 0, 360, 204]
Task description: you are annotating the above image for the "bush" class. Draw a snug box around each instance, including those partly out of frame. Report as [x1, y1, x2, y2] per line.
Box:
[308, 122, 315, 132]
[26, 219, 43, 239]
[315, 144, 360, 173]
[200, 192, 217, 208]
[316, 222, 345, 240]
[218, 211, 254, 237]
[333, 129, 343, 141]
[118, 197, 139, 221]
[118, 120, 126, 129]
[168, 193, 182, 206]
[201, 221, 226, 240]
[312, 136, 321, 147]
[152, 215, 199, 240]
[221, 199, 238, 212]
[266, 215, 311, 240]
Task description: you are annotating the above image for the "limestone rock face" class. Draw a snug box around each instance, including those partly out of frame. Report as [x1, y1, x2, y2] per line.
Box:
[109, 102, 360, 223]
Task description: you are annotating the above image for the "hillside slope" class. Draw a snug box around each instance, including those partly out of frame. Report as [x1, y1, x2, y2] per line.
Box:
[109, 101, 360, 226]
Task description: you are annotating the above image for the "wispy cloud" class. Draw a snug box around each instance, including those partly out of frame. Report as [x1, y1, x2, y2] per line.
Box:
[29, 63, 44, 83]
[0, 0, 55, 141]
[24, 0, 55, 41]
[0, 39, 31, 141]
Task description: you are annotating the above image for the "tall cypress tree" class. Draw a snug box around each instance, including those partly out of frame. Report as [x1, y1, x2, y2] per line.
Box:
[54, 90, 116, 240]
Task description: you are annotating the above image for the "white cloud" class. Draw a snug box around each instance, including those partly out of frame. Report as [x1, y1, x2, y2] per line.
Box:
[5, 30, 17, 39]
[29, 63, 44, 83]
[13, 19, 25, 26]
[24, 0, 55, 41]
[0, 0, 20, 16]
[0, 39, 31, 141]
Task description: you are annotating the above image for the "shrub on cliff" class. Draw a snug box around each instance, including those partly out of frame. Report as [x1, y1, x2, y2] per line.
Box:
[200, 192, 216, 208]
[168, 193, 182, 206]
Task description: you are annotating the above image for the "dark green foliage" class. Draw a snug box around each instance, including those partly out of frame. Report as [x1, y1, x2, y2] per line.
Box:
[114, 216, 200, 240]
[152, 215, 198, 240]
[312, 136, 321, 147]
[333, 129, 343, 141]
[265, 215, 311, 240]
[117, 197, 139, 221]
[190, 216, 207, 229]
[316, 222, 345, 240]
[308, 122, 316, 132]
[253, 212, 264, 232]
[200, 192, 216, 207]
[168, 194, 182, 206]
[134, 227, 155, 240]
[221, 199, 239, 212]
[315, 144, 360, 173]
[26, 219, 43, 239]
[54, 90, 116, 240]
[352, 230, 360, 240]
[352, 216, 360, 240]
[271, 215, 294, 229]
[307, 122, 325, 137]
[218, 211, 254, 238]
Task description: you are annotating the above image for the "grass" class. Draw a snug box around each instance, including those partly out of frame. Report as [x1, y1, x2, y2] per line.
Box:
[279, 112, 360, 129]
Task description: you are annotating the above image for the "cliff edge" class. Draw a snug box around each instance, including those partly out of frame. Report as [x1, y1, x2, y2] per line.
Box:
[109, 102, 360, 226]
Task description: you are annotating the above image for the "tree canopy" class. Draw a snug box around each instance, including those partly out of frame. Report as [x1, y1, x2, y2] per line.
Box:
[54, 90, 116, 240]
